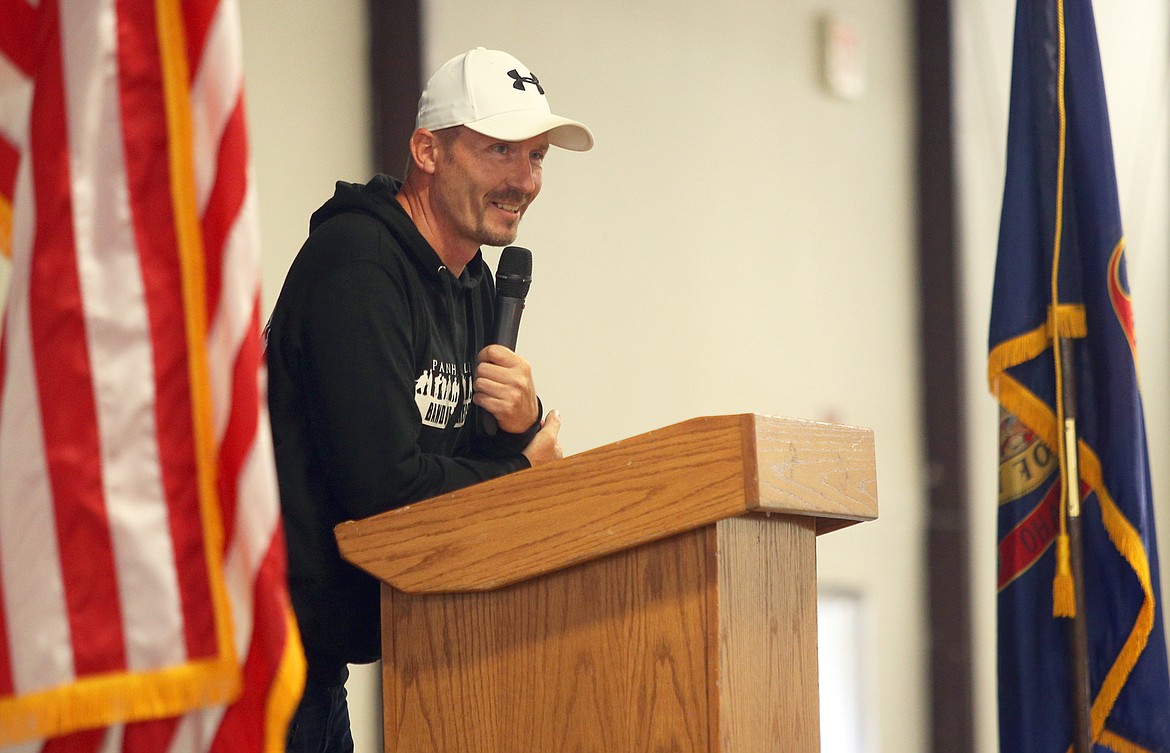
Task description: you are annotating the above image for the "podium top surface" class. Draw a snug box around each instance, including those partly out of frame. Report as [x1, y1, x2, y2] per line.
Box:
[335, 413, 877, 593]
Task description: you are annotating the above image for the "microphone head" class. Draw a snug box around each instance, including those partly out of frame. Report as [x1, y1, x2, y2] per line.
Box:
[496, 246, 532, 300]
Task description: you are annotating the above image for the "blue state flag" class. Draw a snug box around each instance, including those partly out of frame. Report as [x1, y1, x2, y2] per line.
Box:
[989, 0, 1170, 751]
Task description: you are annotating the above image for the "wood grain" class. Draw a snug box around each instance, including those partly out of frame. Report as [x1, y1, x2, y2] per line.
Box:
[336, 414, 878, 594]
[380, 514, 824, 753]
[381, 529, 713, 753]
[713, 515, 820, 753]
[748, 415, 879, 529]
[339, 415, 753, 592]
[353, 415, 870, 752]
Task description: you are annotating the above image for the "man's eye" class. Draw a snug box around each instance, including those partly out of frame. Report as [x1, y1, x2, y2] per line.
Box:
[492, 144, 509, 155]
[531, 151, 546, 163]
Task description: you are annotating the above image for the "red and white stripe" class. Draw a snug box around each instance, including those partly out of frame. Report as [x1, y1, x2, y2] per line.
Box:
[0, 0, 304, 751]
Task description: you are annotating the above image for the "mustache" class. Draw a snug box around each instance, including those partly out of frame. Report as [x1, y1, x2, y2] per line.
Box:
[489, 190, 529, 205]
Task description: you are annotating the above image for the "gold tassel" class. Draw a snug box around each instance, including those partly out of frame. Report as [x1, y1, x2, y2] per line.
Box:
[1053, 533, 1076, 617]
[1049, 303, 1087, 339]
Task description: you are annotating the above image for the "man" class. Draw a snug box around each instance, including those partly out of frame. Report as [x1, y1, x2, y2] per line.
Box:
[266, 48, 593, 753]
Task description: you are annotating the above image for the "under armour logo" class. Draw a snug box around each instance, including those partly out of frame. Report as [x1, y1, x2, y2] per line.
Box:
[507, 69, 544, 94]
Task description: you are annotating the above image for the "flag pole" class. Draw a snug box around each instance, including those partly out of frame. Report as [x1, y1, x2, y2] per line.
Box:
[1057, 335, 1093, 753]
[1049, 0, 1093, 744]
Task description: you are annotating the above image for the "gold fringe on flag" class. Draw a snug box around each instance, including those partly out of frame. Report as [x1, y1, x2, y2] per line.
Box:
[0, 195, 11, 258]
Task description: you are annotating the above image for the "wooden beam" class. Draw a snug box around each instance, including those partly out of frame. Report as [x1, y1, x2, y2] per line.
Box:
[914, 1, 976, 751]
[367, 0, 421, 177]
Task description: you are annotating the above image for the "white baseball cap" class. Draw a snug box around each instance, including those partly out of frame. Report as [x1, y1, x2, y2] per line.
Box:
[416, 47, 594, 152]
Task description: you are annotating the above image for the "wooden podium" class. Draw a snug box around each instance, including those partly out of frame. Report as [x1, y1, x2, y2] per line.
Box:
[335, 414, 877, 753]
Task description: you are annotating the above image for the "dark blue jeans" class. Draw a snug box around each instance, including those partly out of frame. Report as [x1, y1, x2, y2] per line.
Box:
[286, 678, 355, 753]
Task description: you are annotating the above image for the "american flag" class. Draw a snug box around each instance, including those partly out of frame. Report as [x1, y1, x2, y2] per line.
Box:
[0, 1, 305, 751]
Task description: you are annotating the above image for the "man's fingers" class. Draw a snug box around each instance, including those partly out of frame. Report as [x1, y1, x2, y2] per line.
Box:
[473, 361, 513, 388]
[524, 409, 563, 465]
[474, 356, 532, 396]
[473, 345, 538, 434]
[477, 344, 521, 366]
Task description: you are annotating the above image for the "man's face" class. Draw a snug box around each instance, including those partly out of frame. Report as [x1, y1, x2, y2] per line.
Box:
[432, 127, 549, 249]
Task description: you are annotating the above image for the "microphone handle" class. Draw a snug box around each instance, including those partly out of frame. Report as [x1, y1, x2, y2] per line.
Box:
[494, 296, 525, 350]
[482, 295, 526, 435]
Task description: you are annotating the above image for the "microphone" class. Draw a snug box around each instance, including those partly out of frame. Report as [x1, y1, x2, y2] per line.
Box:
[483, 246, 532, 435]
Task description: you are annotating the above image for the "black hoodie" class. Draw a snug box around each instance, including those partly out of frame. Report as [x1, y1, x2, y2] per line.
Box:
[266, 174, 539, 684]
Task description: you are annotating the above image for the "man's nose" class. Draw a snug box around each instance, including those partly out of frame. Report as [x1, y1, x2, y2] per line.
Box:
[507, 157, 539, 194]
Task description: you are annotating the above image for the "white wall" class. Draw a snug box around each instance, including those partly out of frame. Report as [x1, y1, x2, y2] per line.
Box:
[955, 3, 1170, 753]
[239, 0, 373, 311]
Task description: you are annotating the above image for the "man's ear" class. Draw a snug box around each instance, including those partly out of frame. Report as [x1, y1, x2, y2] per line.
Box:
[409, 129, 440, 175]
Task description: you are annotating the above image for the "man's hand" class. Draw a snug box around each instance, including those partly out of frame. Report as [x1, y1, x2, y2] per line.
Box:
[523, 410, 562, 466]
[473, 344, 540, 434]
